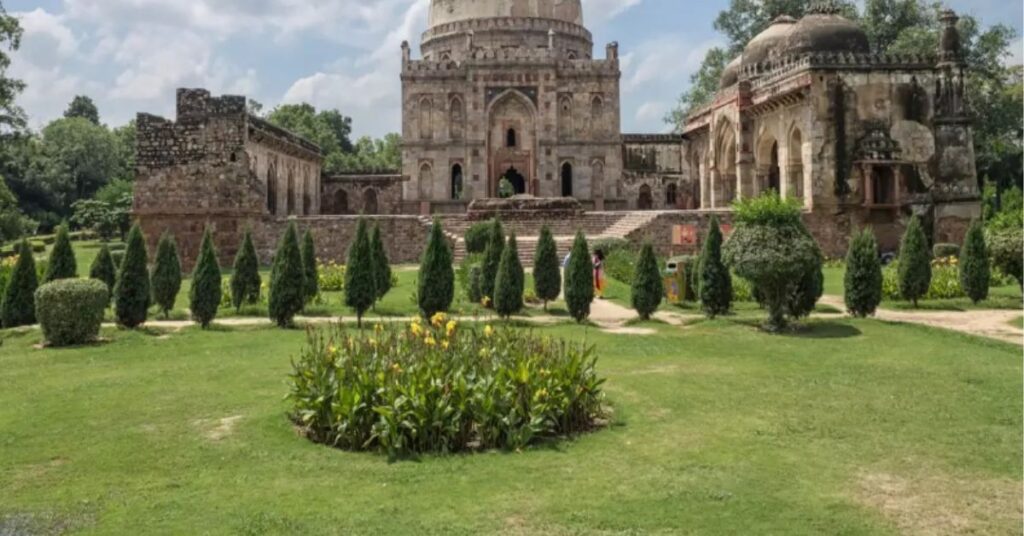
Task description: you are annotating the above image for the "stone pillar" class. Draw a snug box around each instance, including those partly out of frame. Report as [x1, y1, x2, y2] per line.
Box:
[700, 161, 711, 209]
[737, 151, 755, 199]
[709, 168, 720, 208]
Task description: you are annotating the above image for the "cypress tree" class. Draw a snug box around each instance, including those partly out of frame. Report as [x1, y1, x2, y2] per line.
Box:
[564, 231, 594, 323]
[699, 215, 732, 318]
[189, 228, 222, 328]
[268, 222, 305, 327]
[344, 218, 376, 327]
[44, 223, 77, 282]
[468, 265, 483, 305]
[493, 232, 524, 319]
[418, 219, 455, 318]
[631, 242, 663, 320]
[480, 218, 504, 305]
[844, 228, 883, 318]
[1, 239, 38, 327]
[897, 215, 932, 307]
[89, 243, 117, 303]
[533, 225, 561, 311]
[150, 232, 182, 319]
[230, 229, 261, 312]
[300, 229, 319, 305]
[370, 223, 392, 302]
[959, 220, 990, 304]
[114, 224, 150, 329]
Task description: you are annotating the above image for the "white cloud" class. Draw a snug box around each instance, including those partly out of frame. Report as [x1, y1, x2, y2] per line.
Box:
[1006, 37, 1024, 67]
[622, 36, 720, 93]
[583, 0, 643, 24]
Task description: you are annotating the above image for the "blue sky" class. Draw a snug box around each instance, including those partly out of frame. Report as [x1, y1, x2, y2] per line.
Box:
[7, 0, 1022, 139]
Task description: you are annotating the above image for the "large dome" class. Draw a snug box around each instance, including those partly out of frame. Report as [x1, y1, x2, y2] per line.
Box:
[782, 3, 869, 56]
[741, 16, 797, 69]
[429, 0, 584, 28]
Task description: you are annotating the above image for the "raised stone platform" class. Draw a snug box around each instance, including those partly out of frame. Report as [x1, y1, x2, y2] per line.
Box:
[466, 196, 584, 221]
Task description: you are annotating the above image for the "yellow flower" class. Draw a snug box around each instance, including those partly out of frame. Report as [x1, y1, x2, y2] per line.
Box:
[431, 312, 447, 328]
[484, 325, 494, 338]
[410, 322, 423, 336]
[425, 335, 437, 347]
[479, 348, 488, 358]
[327, 345, 338, 357]
[446, 320, 457, 337]
[374, 323, 384, 333]
[482, 296, 492, 307]
[390, 363, 402, 374]
[441, 339, 450, 350]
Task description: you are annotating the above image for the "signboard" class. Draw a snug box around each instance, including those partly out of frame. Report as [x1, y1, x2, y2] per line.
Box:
[672, 224, 698, 246]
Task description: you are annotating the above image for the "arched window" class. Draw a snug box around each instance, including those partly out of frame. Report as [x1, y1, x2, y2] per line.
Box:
[449, 96, 464, 140]
[561, 163, 573, 197]
[363, 188, 378, 215]
[666, 183, 678, 207]
[567, 51, 578, 60]
[266, 164, 278, 215]
[591, 95, 604, 119]
[334, 189, 349, 215]
[286, 170, 296, 215]
[638, 184, 653, 210]
[419, 97, 433, 140]
[418, 163, 433, 200]
[559, 95, 573, 138]
[789, 127, 805, 199]
[451, 164, 463, 200]
[506, 128, 517, 148]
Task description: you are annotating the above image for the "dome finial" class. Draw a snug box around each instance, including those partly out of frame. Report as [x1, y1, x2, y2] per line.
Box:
[807, 0, 843, 16]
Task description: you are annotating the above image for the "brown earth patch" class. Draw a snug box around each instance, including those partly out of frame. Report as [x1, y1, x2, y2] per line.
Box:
[194, 415, 244, 441]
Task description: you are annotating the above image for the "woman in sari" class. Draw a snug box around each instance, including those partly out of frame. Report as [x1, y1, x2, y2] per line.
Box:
[593, 249, 606, 299]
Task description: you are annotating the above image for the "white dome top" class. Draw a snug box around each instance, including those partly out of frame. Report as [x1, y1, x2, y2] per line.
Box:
[429, 0, 584, 27]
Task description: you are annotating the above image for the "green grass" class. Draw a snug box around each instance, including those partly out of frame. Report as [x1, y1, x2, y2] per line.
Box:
[0, 318, 1020, 534]
[1008, 316, 1023, 330]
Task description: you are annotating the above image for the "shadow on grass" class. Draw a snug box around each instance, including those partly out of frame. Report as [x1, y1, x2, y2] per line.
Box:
[783, 321, 862, 339]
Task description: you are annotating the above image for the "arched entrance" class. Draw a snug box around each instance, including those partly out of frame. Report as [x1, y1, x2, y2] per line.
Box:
[666, 183, 678, 207]
[333, 189, 349, 215]
[638, 185, 653, 210]
[451, 164, 463, 200]
[363, 188, 378, 215]
[502, 167, 526, 196]
[768, 141, 781, 193]
[488, 90, 535, 197]
[561, 162, 573, 197]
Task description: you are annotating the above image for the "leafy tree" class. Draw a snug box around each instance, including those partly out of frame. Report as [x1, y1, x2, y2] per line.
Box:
[64, 95, 100, 125]
[631, 243, 663, 320]
[230, 229, 261, 312]
[300, 229, 319, 305]
[480, 218, 504, 304]
[0, 2, 26, 132]
[532, 225, 561, 311]
[564, 231, 594, 323]
[1, 239, 37, 327]
[0, 177, 32, 241]
[493, 232, 524, 319]
[37, 117, 121, 217]
[959, 220, 991, 304]
[344, 219, 376, 327]
[112, 120, 136, 182]
[268, 222, 305, 327]
[897, 215, 932, 307]
[844, 229, 883, 317]
[113, 224, 150, 328]
[89, 243, 117, 303]
[370, 223, 392, 302]
[189, 228, 221, 328]
[786, 257, 823, 320]
[699, 215, 732, 318]
[988, 227, 1023, 288]
[417, 219, 454, 319]
[151, 232, 182, 319]
[43, 222, 76, 282]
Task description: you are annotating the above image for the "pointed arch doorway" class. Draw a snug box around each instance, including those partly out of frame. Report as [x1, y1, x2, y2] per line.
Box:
[487, 89, 536, 197]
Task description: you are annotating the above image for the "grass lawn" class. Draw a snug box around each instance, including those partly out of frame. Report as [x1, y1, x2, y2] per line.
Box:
[1, 317, 1020, 534]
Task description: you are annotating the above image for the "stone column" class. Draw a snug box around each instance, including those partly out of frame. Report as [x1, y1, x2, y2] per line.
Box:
[700, 161, 711, 209]
[737, 151, 755, 200]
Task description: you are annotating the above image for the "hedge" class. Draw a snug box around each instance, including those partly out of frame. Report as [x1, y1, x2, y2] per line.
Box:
[35, 278, 108, 347]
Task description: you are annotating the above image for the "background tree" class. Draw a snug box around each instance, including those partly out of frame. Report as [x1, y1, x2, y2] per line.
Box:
[90, 243, 116, 303]
[844, 229, 883, 317]
[370, 223, 392, 303]
[151, 232, 182, 319]
[189, 228, 221, 328]
[43, 222, 76, 282]
[1, 239, 37, 327]
[699, 215, 732, 318]
[230, 229, 261, 312]
[959, 220, 990, 304]
[344, 219, 376, 327]
[64, 95, 100, 125]
[532, 225, 561, 311]
[35, 117, 121, 220]
[0, 2, 25, 132]
[493, 232, 524, 319]
[480, 218, 504, 304]
[564, 231, 594, 323]
[897, 216, 932, 307]
[268, 223, 305, 327]
[0, 177, 32, 241]
[417, 219, 454, 319]
[300, 229, 319, 306]
[631, 242, 663, 321]
[114, 224, 150, 328]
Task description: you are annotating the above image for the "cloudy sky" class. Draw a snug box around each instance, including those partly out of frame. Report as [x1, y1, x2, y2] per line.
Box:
[7, 0, 1023, 138]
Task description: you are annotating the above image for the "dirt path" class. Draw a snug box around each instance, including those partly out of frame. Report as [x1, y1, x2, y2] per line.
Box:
[819, 296, 1023, 345]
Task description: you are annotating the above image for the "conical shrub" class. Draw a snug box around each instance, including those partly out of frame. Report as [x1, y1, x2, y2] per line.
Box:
[417, 219, 454, 318]
[494, 232, 524, 319]
[631, 242, 663, 320]
[230, 229, 261, 312]
[898, 215, 931, 307]
[480, 218, 504, 305]
[89, 243, 117, 303]
[44, 223, 77, 282]
[699, 215, 732, 318]
[344, 218, 376, 327]
[533, 225, 561, 311]
[959, 220, 990, 304]
[564, 231, 594, 323]
[370, 223, 392, 302]
[114, 224, 150, 329]
[189, 228, 221, 328]
[151, 232, 182, 319]
[468, 265, 483, 305]
[301, 230, 319, 306]
[268, 222, 305, 327]
[844, 228, 882, 317]
[1, 239, 38, 327]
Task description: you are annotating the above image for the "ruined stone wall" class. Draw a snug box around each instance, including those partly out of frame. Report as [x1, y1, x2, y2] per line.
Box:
[322, 174, 405, 215]
[621, 134, 694, 210]
[252, 216, 441, 266]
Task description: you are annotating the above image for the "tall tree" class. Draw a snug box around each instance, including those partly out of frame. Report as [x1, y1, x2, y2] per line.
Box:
[344, 219, 376, 327]
[480, 218, 504, 304]
[699, 215, 733, 318]
[959, 220, 991, 304]
[532, 225, 561, 311]
[0, 2, 25, 132]
[114, 224, 150, 328]
[631, 242, 663, 321]
[897, 216, 932, 307]
[151, 232, 182, 319]
[189, 228, 222, 328]
[564, 231, 594, 323]
[844, 229, 883, 318]
[493, 232, 524, 319]
[89, 243, 117, 303]
[230, 229, 261, 312]
[268, 222, 305, 327]
[300, 229, 319, 305]
[1, 239, 36, 327]
[37, 117, 121, 216]
[64, 95, 100, 125]
[417, 219, 454, 319]
[369, 223, 392, 302]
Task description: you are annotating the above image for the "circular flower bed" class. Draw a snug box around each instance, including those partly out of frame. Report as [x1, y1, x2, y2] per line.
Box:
[288, 314, 607, 456]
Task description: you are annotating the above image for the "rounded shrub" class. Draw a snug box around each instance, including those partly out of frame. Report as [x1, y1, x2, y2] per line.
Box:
[114, 224, 150, 329]
[932, 243, 960, 259]
[493, 232, 524, 319]
[344, 218, 376, 327]
[631, 242, 663, 320]
[2, 239, 39, 328]
[417, 219, 454, 319]
[844, 229, 883, 317]
[44, 223, 77, 283]
[35, 279, 108, 347]
[89, 243, 117, 303]
[959, 220, 990, 304]
[987, 227, 1022, 288]
[269, 222, 305, 328]
[230, 229, 261, 311]
[564, 231, 594, 323]
[533, 225, 561, 311]
[189, 228, 222, 328]
[463, 221, 492, 254]
[897, 216, 932, 307]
